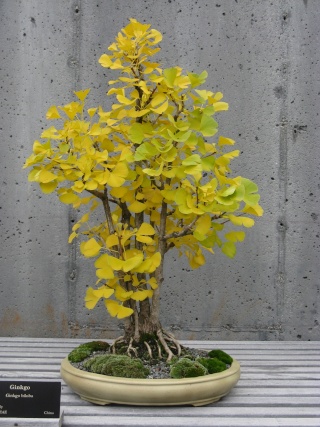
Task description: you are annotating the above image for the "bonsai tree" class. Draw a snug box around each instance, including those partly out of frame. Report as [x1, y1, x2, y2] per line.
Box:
[24, 19, 263, 360]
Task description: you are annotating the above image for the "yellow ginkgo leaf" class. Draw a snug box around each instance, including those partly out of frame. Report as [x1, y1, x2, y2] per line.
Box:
[80, 238, 101, 257]
[99, 54, 113, 68]
[134, 257, 152, 273]
[93, 287, 115, 299]
[108, 162, 128, 188]
[137, 223, 155, 236]
[151, 99, 168, 115]
[187, 249, 206, 269]
[107, 256, 124, 271]
[151, 93, 167, 107]
[213, 102, 229, 112]
[147, 277, 158, 289]
[136, 223, 155, 244]
[96, 266, 115, 279]
[242, 204, 264, 217]
[59, 192, 80, 205]
[150, 252, 161, 270]
[228, 215, 255, 228]
[33, 140, 50, 154]
[46, 106, 61, 120]
[85, 286, 114, 309]
[136, 234, 154, 244]
[85, 180, 98, 191]
[128, 200, 146, 213]
[110, 186, 128, 198]
[131, 290, 153, 301]
[117, 305, 134, 319]
[94, 254, 109, 268]
[60, 101, 82, 120]
[218, 136, 235, 147]
[84, 287, 100, 310]
[37, 170, 57, 183]
[123, 248, 141, 260]
[195, 214, 211, 236]
[143, 162, 164, 177]
[225, 231, 246, 242]
[193, 251, 206, 266]
[122, 254, 144, 272]
[106, 234, 119, 248]
[41, 126, 60, 139]
[40, 181, 58, 194]
[115, 285, 133, 301]
[222, 242, 237, 258]
[87, 107, 97, 117]
[74, 88, 90, 101]
[117, 94, 135, 105]
[105, 300, 133, 319]
[132, 275, 140, 287]
[107, 174, 126, 187]
[134, 252, 161, 273]
[68, 231, 78, 244]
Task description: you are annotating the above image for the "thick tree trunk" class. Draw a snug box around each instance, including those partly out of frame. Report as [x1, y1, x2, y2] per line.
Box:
[119, 236, 182, 361]
[124, 311, 162, 342]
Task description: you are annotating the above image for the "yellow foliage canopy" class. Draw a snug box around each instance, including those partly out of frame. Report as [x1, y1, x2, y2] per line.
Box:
[23, 18, 263, 321]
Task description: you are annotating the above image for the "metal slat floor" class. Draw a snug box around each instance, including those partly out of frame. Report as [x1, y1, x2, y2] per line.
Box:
[0, 338, 319, 427]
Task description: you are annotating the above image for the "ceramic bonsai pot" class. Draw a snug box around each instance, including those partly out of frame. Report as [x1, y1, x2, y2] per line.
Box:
[60, 357, 240, 406]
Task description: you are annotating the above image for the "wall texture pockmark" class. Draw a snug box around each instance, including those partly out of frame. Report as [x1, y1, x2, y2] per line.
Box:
[0, 0, 319, 340]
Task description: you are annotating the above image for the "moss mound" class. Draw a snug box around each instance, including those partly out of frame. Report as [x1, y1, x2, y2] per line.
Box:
[207, 349, 233, 365]
[197, 357, 227, 374]
[83, 354, 150, 379]
[170, 358, 208, 379]
[68, 341, 110, 363]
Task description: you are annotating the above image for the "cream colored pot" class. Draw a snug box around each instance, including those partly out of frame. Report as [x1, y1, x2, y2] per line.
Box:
[60, 357, 240, 406]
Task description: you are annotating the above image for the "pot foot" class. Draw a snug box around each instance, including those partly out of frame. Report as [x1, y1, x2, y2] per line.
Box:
[192, 396, 222, 406]
[80, 395, 111, 406]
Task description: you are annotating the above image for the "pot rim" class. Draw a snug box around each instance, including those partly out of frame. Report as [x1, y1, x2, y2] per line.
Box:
[61, 357, 241, 386]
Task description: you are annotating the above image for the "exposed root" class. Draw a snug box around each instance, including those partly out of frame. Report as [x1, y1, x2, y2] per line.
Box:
[127, 337, 138, 357]
[144, 341, 153, 358]
[111, 336, 125, 354]
[111, 329, 182, 362]
[157, 329, 174, 362]
[111, 335, 138, 358]
[156, 340, 162, 359]
[163, 331, 182, 356]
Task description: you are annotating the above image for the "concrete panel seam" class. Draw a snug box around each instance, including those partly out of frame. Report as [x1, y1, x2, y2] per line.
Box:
[67, 0, 82, 334]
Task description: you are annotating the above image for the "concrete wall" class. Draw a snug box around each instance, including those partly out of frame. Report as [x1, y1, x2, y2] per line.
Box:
[0, 0, 319, 340]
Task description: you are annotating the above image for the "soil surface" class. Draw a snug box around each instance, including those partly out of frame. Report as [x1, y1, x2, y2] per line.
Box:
[71, 347, 209, 379]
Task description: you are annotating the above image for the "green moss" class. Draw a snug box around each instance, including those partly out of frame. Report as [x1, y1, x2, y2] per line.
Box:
[197, 357, 227, 374]
[180, 353, 194, 360]
[83, 354, 150, 379]
[68, 341, 110, 363]
[170, 358, 208, 379]
[207, 349, 233, 365]
[167, 355, 179, 365]
[83, 354, 110, 372]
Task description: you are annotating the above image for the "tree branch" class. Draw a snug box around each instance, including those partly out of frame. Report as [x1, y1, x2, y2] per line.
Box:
[86, 189, 105, 199]
[102, 188, 115, 235]
[163, 216, 198, 241]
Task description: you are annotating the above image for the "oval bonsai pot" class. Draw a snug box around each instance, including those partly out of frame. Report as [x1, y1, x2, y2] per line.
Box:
[60, 357, 240, 406]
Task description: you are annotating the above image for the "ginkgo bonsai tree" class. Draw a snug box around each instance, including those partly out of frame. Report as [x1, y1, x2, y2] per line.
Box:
[24, 18, 263, 361]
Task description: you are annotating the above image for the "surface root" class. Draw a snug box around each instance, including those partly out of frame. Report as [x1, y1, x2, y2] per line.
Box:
[111, 329, 181, 362]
